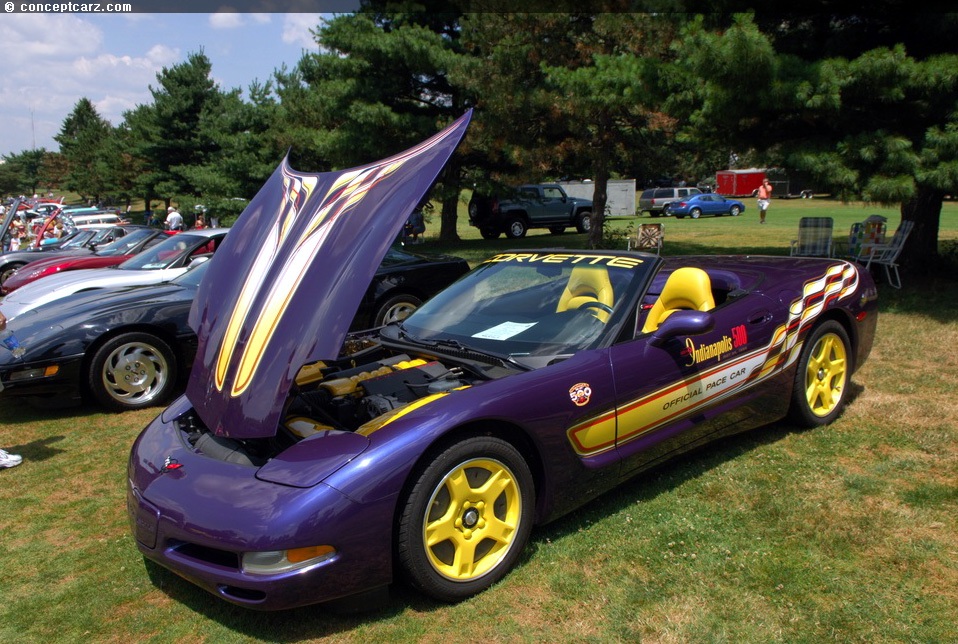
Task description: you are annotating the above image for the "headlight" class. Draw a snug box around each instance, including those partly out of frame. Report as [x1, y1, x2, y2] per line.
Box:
[241, 545, 336, 575]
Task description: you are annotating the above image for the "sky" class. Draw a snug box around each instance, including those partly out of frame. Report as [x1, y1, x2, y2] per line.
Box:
[0, 12, 336, 157]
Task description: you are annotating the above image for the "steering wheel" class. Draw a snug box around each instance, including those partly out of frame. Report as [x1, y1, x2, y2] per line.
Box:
[577, 300, 614, 315]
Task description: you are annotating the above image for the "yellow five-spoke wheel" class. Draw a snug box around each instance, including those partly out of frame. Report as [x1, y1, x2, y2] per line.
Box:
[397, 436, 534, 602]
[789, 320, 852, 427]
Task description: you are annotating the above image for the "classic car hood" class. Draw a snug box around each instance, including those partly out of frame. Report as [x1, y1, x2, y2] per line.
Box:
[185, 111, 471, 439]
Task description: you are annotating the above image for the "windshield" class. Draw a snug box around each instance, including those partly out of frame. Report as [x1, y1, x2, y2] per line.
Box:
[171, 258, 211, 287]
[118, 233, 217, 271]
[399, 251, 652, 362]
[94, 228, 155, 256]
[58, 230, 94, 249]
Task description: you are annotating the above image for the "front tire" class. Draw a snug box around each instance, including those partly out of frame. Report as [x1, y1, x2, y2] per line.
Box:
[87, 332, 177, 411]
[729, 205, 741, 216]
[0, 262, 27, 286]
[397, 436, 535, 603]
[505, 217, 527, 239]
[788, 320, 851, 427]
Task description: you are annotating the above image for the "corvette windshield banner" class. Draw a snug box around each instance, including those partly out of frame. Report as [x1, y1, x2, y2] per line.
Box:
[186, 111, 472, 439]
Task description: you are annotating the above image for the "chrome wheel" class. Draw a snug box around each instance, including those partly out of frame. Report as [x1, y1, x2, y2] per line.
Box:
[89, 332, 176, 411]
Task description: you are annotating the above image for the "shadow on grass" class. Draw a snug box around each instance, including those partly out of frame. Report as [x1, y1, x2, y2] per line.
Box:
[140, 560, 440, 641]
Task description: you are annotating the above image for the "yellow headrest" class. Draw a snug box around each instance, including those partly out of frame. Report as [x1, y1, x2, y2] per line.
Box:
[641, 267, 714, 333]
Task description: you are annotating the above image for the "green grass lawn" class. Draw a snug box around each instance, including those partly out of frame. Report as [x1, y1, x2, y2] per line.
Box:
[1, 197, 956, 642]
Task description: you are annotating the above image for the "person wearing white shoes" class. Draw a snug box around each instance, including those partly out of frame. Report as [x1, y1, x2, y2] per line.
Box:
[0, 449, 22, 469]
[0, 311, 24, 469]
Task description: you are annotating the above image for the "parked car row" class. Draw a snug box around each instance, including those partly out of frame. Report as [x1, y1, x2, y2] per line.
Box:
[0, 225, 469, 411]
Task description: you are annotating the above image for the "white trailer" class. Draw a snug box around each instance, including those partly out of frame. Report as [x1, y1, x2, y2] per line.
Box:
[558, 179, 636, 217]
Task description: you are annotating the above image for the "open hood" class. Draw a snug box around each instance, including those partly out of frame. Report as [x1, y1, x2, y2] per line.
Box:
[185, 111, 471, 439]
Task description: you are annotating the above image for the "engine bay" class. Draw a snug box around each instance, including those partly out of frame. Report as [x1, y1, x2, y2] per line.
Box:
[176, 334, 494, 467]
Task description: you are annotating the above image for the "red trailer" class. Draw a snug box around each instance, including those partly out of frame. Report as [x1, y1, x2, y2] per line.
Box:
[716, 169, 765, 197]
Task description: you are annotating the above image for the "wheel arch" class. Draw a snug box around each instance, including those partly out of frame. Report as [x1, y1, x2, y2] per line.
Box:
[389, 419, 548, 555]
[812, 308, 859, 374]
[78, 324, 187, 399]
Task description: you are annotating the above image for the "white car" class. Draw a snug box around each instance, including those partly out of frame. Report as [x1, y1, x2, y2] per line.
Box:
[0, 229, 227, 322]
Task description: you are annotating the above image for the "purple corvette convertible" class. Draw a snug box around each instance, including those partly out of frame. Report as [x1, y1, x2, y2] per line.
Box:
[128, 112, 878, 610]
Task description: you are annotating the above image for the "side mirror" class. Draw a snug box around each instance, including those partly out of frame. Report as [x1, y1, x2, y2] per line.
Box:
[650, 310, 715, 347]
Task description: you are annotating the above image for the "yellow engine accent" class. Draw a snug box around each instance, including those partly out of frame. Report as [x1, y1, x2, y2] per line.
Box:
[294, 361, 328, 386]
[318, 359, 428, 398]
[285, 417, 337, 438]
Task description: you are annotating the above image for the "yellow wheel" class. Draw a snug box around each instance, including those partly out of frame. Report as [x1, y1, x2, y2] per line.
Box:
[790, 321, 852, 427]
[398, 436, 534, 602]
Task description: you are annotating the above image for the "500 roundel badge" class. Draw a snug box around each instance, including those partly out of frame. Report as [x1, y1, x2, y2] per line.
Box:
[569, 382, 592, 407]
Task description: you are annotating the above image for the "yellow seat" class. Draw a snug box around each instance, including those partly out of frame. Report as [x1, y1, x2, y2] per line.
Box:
[641, 267, 715, 333]
[556, 265, 615, 322]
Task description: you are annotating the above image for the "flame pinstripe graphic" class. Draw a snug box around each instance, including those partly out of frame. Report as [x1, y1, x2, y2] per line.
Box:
[210, 124, 464, 400]
[568, 262, 860, 456]
[185, 111, 471, 438]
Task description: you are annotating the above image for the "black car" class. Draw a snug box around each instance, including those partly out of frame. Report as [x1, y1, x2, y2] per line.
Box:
[0, 246, 469, 411]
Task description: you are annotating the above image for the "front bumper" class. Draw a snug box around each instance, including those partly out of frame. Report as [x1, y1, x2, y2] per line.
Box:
[127, 408, 397, 610]
[0, 354, 84, 403]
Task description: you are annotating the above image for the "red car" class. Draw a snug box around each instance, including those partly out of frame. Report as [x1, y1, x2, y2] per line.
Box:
[1, 227, 175, 294]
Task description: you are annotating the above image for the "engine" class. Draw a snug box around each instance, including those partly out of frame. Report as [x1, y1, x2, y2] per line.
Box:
[288, 352, 473, 435]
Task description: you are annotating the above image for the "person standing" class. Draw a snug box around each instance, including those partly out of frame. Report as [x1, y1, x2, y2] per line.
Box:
[165, 206, 183, 231]
[757, 178, 773, 224]
[0, 311, 24, 469]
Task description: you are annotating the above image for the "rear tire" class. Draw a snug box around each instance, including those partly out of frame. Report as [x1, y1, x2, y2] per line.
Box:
[397, 436, 535, 603]
[787, 320, 851, 427]
[575, 211, 592, 234]
[480, 228, 500, 240]
[690, 208, 702, 219]
[373, 293, 422, 327]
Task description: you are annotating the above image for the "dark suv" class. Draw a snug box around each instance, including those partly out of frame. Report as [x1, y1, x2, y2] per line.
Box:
[638, 187, 703, 217]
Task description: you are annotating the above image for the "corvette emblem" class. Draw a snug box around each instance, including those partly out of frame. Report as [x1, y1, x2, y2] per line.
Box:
[569, 382, 592, 407]
[161, 456, 183, 473]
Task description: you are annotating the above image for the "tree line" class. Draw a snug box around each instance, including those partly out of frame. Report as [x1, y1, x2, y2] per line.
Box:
[1, 5, 956, 269]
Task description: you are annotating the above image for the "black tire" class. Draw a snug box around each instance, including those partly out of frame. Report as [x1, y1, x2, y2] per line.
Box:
[479, 228, 500, 240]
[787, 320, 852, 428]
[0, 262, 27, 286]
[397, 436, 535, 603]
[729, 205, 741, 216]
[575, 211, 592, 234]
[549, 226, 566, 235]
[373, 293, 422, 327]
[505, 217, 527, 239]
[690, 208, 702, 219]
[87, 332, 177, 412]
